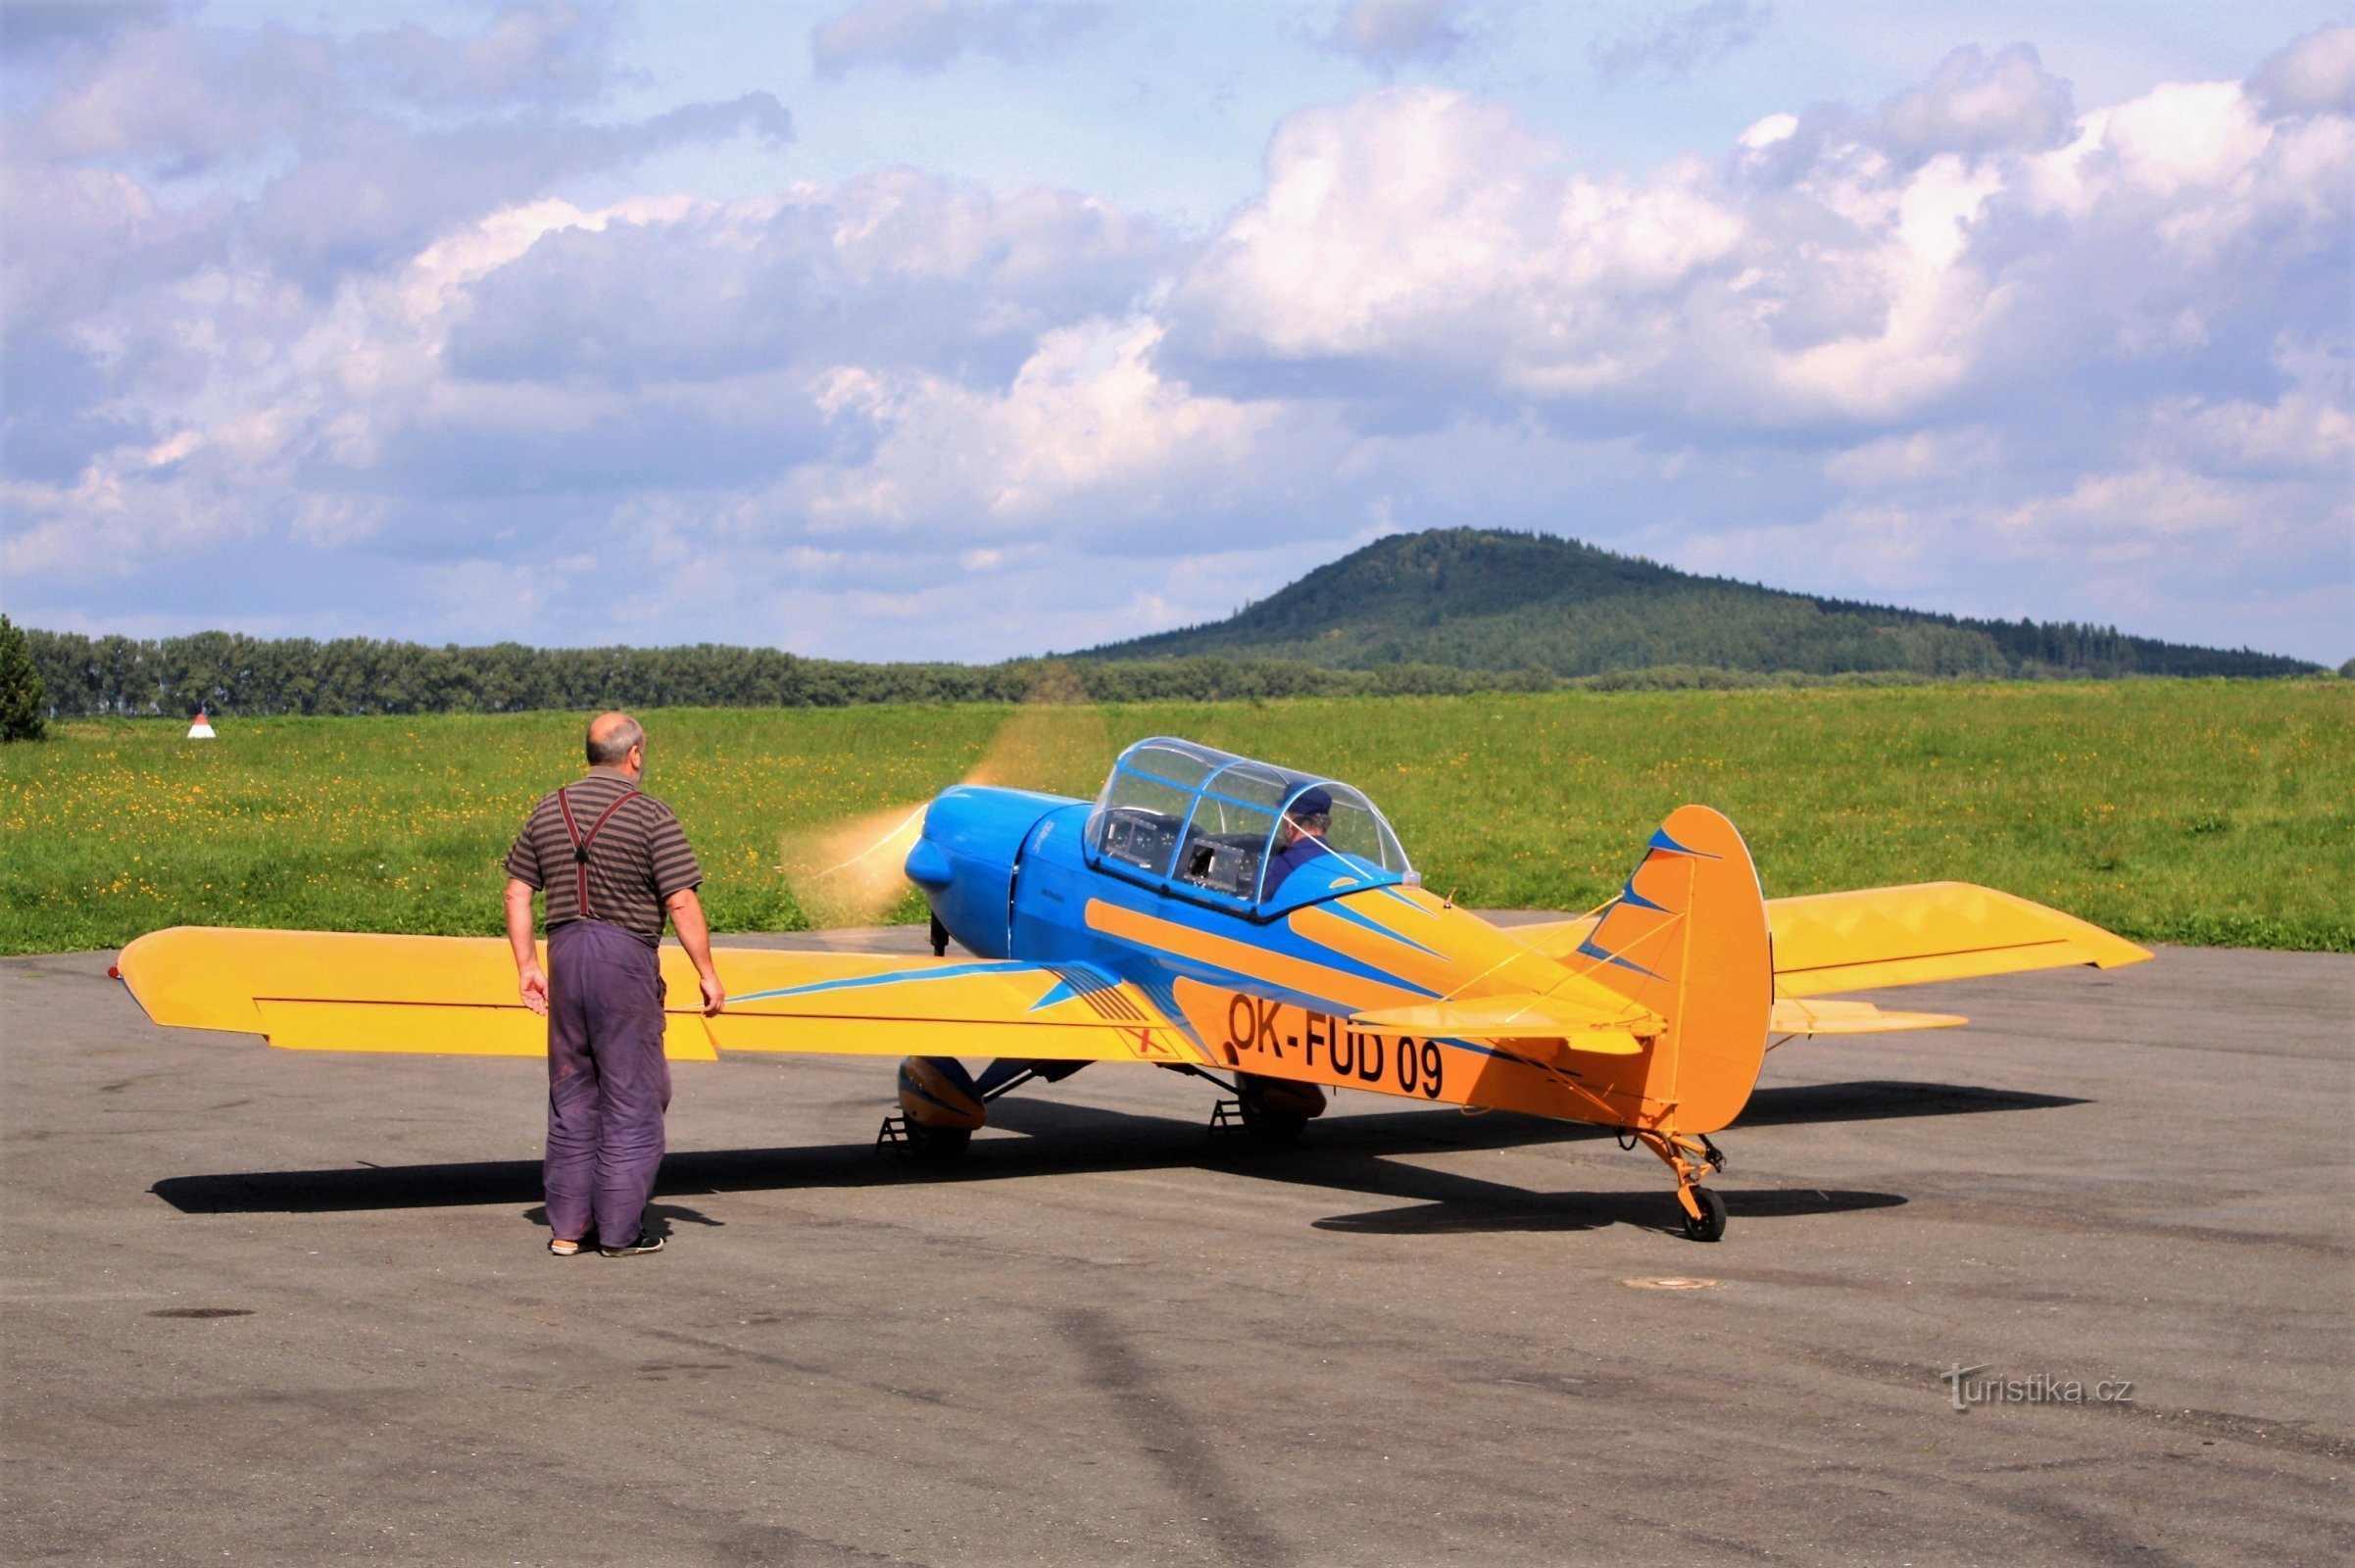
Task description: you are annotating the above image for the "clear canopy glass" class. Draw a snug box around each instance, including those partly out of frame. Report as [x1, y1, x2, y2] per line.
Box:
[1086, 737, 1413, 912]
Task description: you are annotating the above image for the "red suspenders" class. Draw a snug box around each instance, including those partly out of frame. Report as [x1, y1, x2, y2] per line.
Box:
[553, 784, 641, 920]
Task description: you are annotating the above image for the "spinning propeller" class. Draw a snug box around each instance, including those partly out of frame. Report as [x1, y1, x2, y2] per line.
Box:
[775, 678, 1110, 928]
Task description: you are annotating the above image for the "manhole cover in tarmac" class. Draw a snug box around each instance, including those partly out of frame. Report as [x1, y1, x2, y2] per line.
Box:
[147, 1307, 255, 1319]
[1620, 1277, 1721, 1291]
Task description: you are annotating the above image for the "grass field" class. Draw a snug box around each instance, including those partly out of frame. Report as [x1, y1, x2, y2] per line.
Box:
[3, 680, 2348, 956]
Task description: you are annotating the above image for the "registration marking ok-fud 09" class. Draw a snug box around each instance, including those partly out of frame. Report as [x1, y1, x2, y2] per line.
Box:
[1222, 994, 1446, 1100]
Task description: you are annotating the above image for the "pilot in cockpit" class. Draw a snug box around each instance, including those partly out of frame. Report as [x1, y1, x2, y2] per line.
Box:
[1261, 787, 1335, 899]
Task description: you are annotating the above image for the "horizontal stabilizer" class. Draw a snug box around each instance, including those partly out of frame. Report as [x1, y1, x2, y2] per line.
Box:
[1349, 993, 1657, 1054]
[1768, 881, 2151, 997]
[1507, 882, 2149, 1000]
[1767, 998, 1968, 1036]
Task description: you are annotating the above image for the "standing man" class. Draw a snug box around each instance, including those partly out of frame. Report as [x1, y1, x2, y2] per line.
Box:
[504, 712, 724, 1258]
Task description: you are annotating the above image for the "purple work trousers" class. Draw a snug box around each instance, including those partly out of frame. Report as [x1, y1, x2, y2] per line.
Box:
[544, 919, 670, 1250]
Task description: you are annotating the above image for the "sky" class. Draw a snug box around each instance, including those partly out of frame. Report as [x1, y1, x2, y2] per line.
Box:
[2, 0, 2349, 664]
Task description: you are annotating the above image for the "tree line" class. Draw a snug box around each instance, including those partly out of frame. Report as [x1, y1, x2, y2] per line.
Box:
[19, 623, 2323, 724]
[20, 628, 1558, 718]
[1803, 598, 2313, 680]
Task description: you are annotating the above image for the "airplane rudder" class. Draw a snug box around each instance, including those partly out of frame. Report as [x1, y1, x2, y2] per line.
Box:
[1653, 805, 1772, 1132]
[1581, 806, 1771, 1132]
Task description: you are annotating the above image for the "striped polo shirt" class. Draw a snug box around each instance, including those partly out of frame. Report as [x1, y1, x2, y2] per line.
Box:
[504, 767, 704, 947]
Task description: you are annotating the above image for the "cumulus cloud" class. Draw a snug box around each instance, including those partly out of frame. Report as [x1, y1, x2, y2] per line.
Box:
[1590, 1, 1769, 84]
[2247, 23, 2355, 120]
[809, 0, 1104, 79]
[1325, 0, 1470, 70]
[241, 94, 791, 288]
[0, 4, 790, 490]
[0, 2, 170, 54]
[1165, 61, 2348, 438]
[1872, 42, 2076, 161]
[354, 1, 622, 109]
[3, 10, 2348, 664]
[786, 318, 1275, 560]
[1165, 86, 1784, 430]
[19, 19, 342, 172]
[442, 173, 1174, 394]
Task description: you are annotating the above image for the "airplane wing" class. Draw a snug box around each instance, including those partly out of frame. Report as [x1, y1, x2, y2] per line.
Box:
[1507, 880, 2150, 1034]
[1763, 881, 2151, 996]
[115, 927, 1201, 1066]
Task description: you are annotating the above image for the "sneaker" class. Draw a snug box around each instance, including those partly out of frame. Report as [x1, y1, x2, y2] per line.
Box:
[599, 1231, 665, 1257]
[547, 1237, 582, 1256]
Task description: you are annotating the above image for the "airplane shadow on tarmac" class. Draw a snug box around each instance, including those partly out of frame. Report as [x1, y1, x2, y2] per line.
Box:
[149, 1079, 2081, 1238]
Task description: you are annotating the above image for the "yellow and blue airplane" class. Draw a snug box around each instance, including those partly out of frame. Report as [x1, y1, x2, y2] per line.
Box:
[118, 735, 2149, 1242]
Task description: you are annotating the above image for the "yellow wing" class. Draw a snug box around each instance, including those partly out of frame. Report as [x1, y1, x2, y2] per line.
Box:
[1506, 880, 2148, 1037]
[1762, 881, 2150, 997]
[115, 927, 1198, 1066]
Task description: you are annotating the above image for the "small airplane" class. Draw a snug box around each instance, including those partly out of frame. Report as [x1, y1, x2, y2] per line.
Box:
[117, 734, 2149, 1241]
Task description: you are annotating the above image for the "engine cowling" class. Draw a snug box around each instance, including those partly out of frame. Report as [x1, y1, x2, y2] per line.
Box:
[903, 785, 1076, 958]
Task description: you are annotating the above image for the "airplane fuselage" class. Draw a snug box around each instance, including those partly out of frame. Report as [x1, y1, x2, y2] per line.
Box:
[910, 785, 1724, 1135]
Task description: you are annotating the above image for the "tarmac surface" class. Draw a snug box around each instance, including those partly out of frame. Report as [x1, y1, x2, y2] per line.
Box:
[2, 926, 2349, 1566]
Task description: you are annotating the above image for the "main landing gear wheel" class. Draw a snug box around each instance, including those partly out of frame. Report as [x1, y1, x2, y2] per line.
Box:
[1680, 1187, 1727, 1243]
[903, 1120, 971, 1165]
[1234, 1094, 1307, 1150]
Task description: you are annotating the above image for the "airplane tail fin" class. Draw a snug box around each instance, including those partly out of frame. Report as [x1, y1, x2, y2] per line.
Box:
[1570, 806, 1772, 1135]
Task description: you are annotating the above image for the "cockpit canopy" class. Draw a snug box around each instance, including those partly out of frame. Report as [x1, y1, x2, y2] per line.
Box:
[1084, 737, 1415, 915]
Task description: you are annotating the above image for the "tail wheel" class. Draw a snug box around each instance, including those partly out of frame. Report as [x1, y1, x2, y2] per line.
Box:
[1680, 1187, 1727, 1243]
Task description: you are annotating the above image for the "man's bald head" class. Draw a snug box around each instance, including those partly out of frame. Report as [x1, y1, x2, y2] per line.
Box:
[586, 712, 645, 768]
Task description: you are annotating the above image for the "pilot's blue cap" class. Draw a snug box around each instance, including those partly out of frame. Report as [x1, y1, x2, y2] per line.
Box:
[1291, 787, 1332, 817]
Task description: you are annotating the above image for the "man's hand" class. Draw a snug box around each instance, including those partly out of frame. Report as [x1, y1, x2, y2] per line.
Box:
[504, 877, 547, 1016]
[665, 886, 725, 1016]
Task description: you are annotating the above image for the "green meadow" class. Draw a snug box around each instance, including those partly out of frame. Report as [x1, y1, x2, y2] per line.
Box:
[2, 680, 2348, 956]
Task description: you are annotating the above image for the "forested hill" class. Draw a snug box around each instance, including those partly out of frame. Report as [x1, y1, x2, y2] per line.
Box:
[16, 530, 2320, 718]
[1076, 529, 2315, 679]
